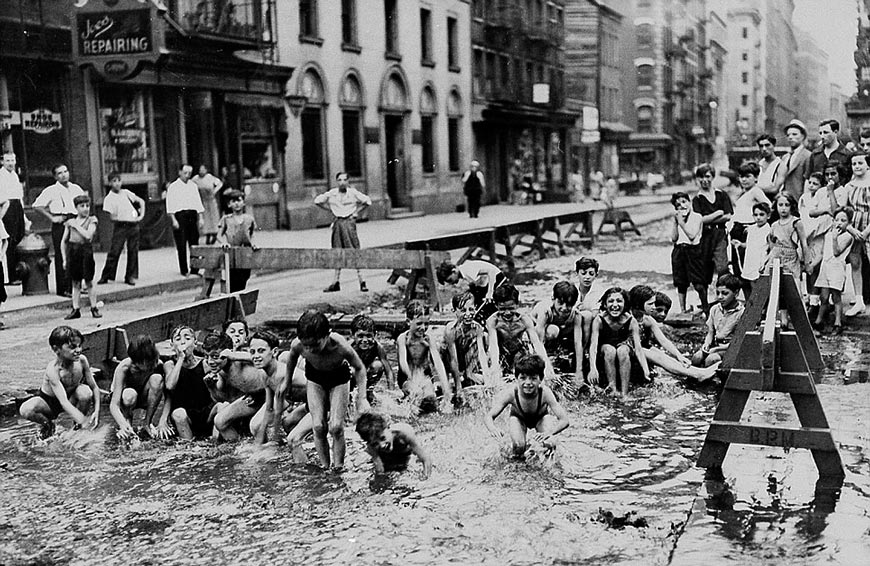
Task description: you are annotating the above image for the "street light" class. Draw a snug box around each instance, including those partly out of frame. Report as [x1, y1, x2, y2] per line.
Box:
[284, 94, 307, 118]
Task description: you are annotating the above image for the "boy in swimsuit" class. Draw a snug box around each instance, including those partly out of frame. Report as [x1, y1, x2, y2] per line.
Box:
[574, 256, 600, 342]
[692, 274, 744, 368]
[397, 300, 452, 414]
[109, 334, 165, 440]
[19, 326, 101, 439]
[486, 284, 554, 380]
[532, 280, 580, 353]
[155, 325, 214, 440]
[484, 354, 569, 458]
[442, 292, 490, 395]
[349, 313, 395, 404]
[355, 412, 432, 479]
[281, 310, 370, 470]
[223, 318, 249, 352]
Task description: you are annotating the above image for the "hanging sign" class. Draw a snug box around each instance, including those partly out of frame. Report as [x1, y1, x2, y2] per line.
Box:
[0, 111, 21, 130]
[22, 109, 63, 134]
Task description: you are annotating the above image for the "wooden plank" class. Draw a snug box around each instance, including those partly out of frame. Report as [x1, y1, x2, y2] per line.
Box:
[780, 268, 824, 377]
[424, 254, 442, 310]
[695, 440, 730, 469]
[705, 422, 838, 451]
[760, 263, 780, 390]
[191, 247, 450, 271]
[405, 229, 496, 252]
[790, 392, 832, 429]
[725, 369, 816, 394]
[80, 327, 114, 368]
[722, 273, 770, 370]
[710, 388, 751, 422]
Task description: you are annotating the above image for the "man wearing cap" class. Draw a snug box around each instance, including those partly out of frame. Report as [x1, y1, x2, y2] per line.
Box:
[774, 119, 812, 200]
[807, 119, 852, 179]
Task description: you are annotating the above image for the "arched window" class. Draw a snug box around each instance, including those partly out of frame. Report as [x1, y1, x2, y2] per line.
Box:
[636, 23, 653, 51]
[447, 89, 463, 172]
[340, 73, 364, 177]
[637, 64, 654, 89]
[300, 68, 326, 179]
[637, 105, 654, 133]
[420, 85, 438, 173]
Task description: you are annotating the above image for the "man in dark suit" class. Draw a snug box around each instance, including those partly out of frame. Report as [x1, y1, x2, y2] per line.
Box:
[774, 119, 812, 200]
[807, 119, 852, 179]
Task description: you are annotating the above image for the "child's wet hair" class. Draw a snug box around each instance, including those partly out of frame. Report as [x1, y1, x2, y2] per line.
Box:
[406, 299, 430, 319]
[128, 334, 159, 364]
[222, 318, 249, 334]
[670, 192, 690, 207]
[351, 313, 376, 334]
[752, 201, 771, 216]
[202, 331, 233, 352]
[716, 273, 742, 293]
[628, 285, 655, 311]
[224, 189, 244, 202]
[435, 260, 456, 283]
[514, 353, 545, 378]
[452, 291, 475, 310]
[297, 310, 331, 339]
[249, 329, 280, 349]
[355, 411, 388, 443]
[575, 256, 599, 273]
[169, 325, 195, 341]
[654, 291, 672, 311]
[493, 283, 519, 304]
[552, 281, 579, 305]
[599, 287, 629, 312]
[49, 325, 83, 350]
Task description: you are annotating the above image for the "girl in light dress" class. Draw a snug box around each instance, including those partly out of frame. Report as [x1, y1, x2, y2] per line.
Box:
[813, 209, 855, 334]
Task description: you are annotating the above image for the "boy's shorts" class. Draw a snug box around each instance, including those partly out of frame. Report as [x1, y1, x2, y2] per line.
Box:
[67, 242, 95, 283]
[35, 390, 64, 419]
[671, 244, 705, 290]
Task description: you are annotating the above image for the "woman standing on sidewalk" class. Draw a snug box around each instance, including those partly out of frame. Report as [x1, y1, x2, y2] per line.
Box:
[314, 172, 371, 293]
[692, 163, 733, 312]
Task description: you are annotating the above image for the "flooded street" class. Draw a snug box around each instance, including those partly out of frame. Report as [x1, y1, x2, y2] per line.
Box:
[2, 223, 869, 565]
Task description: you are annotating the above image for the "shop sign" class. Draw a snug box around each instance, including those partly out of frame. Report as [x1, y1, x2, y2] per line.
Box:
[73, 0, 164, 80]
[581, 130, 601, 144]
[533, 83, 551, 104]
[582, 107, 599, 131]
[22, 109, 62, 134]
[0, 111, 21, 130]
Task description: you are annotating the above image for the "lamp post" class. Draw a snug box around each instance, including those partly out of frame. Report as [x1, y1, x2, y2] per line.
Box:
[284, 94, 307, 118]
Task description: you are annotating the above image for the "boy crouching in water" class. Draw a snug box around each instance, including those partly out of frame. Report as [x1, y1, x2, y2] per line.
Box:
[20, 326, 101, 439]
[485, 354, 569, 458]
[355, 412, 432, 479]
[109, 334, 165, 440]
[397, 300, 452, 414]
[349, 313, 395, 404]
[282, 310, 370, 470]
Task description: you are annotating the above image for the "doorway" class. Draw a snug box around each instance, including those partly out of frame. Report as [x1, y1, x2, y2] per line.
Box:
[384, 114, 407, 209]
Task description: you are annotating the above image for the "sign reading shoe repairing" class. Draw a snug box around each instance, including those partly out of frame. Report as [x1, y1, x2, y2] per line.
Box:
[73, 0, 165, 80]
[22, 109, 62, 134]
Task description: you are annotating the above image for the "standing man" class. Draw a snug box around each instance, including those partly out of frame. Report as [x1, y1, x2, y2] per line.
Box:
[98, 172, 145, 286]
[774, 119, 812, 201]
[33, 164, 84, 297]
[193, 164, 223, 244]
[808, 119, 852, 179]
[166, 164, 204, 276]
[461, 160, 485, 218]
[755, 134, 782, 198]
[314, 172, 371, 293]
[0, 152, 31, 283]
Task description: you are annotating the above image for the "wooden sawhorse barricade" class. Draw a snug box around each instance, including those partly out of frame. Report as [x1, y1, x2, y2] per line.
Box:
[192, 247, 450, 309]
[696, 260, 844, 484]
[80, 290, 258, 378]
[596, 206, 641, 240]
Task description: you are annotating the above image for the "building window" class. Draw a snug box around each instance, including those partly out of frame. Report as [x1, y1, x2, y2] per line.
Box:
[742, 52, 748, 61]
[447, 90, 463, 172]
[637, 64, 654, 88]
[636, 24, 653, 51]
[485, 52, 496, 95]
[420, 86, 438, 173]
[98, 86, 153, 176]
[637, 105, 653, 133]
[742, 72, 748, 84]
[741, 94, 748, 106]
[341, 0, 358, 48]
[299, 69, 326, 180]
[340, 74, 364, 178]
[447, 17, 459, 71]
[421, 9, 433, 64]
[299, 0, 319, 40]
[473, 49, 484, 97]
[385, 0, 399, 56]
[742, 27, 748, 39]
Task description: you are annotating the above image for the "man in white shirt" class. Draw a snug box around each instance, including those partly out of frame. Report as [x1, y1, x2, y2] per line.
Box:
[314, 171, 371, 292]
[755, 134, 781, 198]
[0, 152, 31, 282]
[33, 163, 85, 296]
[98, 172, 145, 286]
[165, 164, 204, 276]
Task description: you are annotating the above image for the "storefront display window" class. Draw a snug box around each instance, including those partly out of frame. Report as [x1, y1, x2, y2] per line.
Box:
[99, 86, 153, 176]
[238, 106, 279, 179]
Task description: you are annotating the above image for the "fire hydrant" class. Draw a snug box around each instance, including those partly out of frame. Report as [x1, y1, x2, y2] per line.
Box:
[15, 232, 51, 295]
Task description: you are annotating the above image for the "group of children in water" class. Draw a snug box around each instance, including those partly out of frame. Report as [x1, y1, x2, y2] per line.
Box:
[19, 253, 736, 476]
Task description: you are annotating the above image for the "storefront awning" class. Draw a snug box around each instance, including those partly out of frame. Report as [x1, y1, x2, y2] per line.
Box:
[225, 93, 285, 109]
[622, 132, 674, 149]
[478, 104, 580, 129]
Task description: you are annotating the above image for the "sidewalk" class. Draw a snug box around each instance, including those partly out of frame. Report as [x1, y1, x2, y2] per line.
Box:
[0, 187, 684, 316]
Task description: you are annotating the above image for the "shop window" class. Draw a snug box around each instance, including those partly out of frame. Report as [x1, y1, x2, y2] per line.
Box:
[238, 107, 278, 180]
[341, 0, 358, 48]
[385, 0, 399, 56]
[637, 105, 653, 133]
[421, 8, 433, 65]
[98, 86, 153, 176]
[447, 16, 459, 71]
[300, 0, 319, 40]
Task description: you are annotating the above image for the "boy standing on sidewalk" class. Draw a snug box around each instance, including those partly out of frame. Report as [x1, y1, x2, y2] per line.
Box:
[61, 195, 101, 319]
[98, 172, 145, 286]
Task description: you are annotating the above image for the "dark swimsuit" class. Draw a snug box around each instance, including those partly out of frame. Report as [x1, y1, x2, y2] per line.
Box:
[306, 360, 351, 393]
[168, 362, 214, 437]
[509, 388, 547, 429]
[37, 389, 64, 419]
[597, 315, 633, 349]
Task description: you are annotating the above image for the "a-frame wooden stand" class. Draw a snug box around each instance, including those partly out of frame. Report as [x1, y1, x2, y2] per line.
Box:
[696, 260, 844, 482]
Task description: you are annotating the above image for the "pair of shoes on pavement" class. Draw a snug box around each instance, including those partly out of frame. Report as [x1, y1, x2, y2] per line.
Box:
[324, 281, 369, 293]
[97, 279, 111, 285]
[64, 307, 102, 319]
[845, 301, 865, 317]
